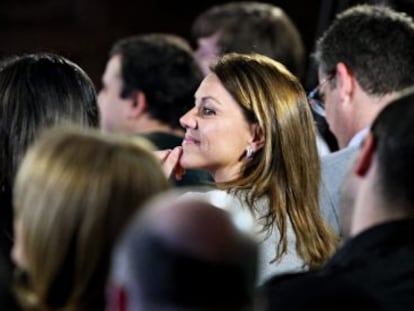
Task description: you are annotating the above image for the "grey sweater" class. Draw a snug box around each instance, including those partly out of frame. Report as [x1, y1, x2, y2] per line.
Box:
[181, 189, 306, 284]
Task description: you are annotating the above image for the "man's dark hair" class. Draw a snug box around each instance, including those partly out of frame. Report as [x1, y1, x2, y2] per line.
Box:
[371, 90, 414, 209]
[314, 4, 414, 96]
[192, 2, 305, 79]
[112, 197, 258, 311]
[110, 33, 203, 129]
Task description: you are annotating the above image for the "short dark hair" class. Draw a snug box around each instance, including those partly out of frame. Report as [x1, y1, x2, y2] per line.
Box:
[112, 195, 258, 311]
[192, 2, 305, 79]
[0, 53, 97, 190]
[371, 90, 414, 209]
[314, 5, 414, 96]
[110, 33, 203, 129]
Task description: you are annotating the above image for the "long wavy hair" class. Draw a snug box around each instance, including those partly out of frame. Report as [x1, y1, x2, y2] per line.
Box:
[214, 53, 337, 268]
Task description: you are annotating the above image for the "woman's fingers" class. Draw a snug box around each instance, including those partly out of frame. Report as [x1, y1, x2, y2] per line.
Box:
[156, 147, 183, 178]
[154, 149, 172, 162]
[174, 159, 185, 181]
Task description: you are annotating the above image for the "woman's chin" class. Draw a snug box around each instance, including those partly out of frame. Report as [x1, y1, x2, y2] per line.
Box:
[179, 154, 202, 170]
[179, 158, 194, 169]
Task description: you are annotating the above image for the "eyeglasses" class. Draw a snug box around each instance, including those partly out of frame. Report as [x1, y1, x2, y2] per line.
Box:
[307, 73, 335, 117]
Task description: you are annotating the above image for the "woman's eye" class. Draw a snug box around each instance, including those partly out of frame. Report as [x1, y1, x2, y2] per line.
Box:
[201, 107, 216, 115]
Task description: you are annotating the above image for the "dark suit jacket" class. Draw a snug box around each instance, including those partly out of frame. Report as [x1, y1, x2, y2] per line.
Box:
[261, 220, 414, 311]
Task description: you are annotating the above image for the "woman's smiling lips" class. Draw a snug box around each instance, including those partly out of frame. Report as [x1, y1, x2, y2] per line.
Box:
[182, 134, 200, 145]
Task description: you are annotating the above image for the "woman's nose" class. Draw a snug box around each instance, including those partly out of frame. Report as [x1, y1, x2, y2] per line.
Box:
[180, 107, 197, 129]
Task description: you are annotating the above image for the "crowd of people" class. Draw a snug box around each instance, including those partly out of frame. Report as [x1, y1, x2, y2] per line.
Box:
[0, 2, 414, 311]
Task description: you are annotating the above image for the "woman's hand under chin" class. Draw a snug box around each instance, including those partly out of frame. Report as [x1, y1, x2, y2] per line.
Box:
[154, 146, 185, 180]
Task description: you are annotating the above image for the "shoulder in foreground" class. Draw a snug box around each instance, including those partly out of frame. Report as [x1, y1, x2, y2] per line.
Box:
[259, 272, 382, 311]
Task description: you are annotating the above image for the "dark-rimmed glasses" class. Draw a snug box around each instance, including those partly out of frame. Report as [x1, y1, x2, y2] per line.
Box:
[308, 73, 335, 117]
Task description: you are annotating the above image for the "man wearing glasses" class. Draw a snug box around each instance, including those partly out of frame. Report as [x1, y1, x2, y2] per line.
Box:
[262, 91, 414, 311]
[312, 4, 414, 235]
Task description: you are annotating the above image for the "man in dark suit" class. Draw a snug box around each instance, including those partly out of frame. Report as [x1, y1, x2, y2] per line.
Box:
[98, 33, 211, 187]
[261, 91, 414, 311]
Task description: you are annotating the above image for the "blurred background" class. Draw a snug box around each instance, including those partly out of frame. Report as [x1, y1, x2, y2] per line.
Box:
[1, 0, 413, 90]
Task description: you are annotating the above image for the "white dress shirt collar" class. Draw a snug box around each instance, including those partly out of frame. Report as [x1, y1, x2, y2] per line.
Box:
[348, 127, 369, 148]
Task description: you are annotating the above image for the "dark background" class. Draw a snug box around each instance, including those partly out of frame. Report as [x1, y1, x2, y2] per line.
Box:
[0, 0, 413, 90]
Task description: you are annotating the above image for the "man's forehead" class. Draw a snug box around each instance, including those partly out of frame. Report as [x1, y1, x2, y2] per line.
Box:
[103, 55, 122, 82]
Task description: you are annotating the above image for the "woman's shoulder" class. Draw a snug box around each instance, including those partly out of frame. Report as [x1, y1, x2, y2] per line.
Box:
[181, 188, 234, 207]
[180, 189, 256, 233]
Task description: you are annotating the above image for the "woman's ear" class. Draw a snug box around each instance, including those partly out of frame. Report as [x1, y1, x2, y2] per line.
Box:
[250, 123, 265, 152]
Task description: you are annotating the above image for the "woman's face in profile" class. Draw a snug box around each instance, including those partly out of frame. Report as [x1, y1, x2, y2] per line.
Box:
[179, 73, 255, 182]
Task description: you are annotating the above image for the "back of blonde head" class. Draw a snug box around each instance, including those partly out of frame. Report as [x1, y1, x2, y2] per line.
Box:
[13, 126, 170, 311]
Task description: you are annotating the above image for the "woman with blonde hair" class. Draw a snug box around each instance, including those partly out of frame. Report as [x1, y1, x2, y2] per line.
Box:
[12, 127, 170, 311]
[164, 53, 338, 282]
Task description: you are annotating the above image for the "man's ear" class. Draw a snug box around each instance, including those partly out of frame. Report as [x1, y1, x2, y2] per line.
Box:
[107, 283, 128, 311]
[355, 133, 376, 177]
[128, 91, 146, 119]
[336, 62, 355, 103]
[250, 123, 265, 152]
